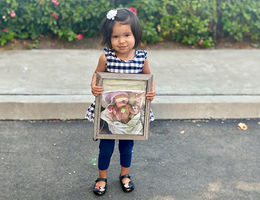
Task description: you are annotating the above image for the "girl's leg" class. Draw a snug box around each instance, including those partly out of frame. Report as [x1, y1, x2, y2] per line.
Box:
[119, 140, 134, 184]
[96, 139, 115, 187]
[121, 166, 130, 175]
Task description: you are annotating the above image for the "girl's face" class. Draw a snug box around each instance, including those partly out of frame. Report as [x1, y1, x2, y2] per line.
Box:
[111, 22, 135, 56]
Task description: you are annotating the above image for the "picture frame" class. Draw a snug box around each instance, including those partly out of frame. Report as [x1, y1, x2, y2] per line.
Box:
[93, 72, 153, 140]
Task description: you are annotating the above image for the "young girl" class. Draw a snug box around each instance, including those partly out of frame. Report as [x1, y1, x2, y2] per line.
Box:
[85, 8, 155, 196]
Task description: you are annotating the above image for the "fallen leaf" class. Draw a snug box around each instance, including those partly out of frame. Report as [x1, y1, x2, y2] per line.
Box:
[238, 122, 248, 130]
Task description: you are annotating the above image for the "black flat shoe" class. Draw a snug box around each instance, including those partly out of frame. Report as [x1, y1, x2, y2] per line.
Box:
[93, 178, 107, 196]
[119, 174, 134, 193]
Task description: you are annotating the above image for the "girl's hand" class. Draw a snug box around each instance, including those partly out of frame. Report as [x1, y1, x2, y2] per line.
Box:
[91, 85, 103, 97]
[91, 73, 103, 96]
[146, 78, 155, 101]
[146, 90, 155, 101]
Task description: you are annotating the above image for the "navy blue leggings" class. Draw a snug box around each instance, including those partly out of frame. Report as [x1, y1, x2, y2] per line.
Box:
[98, 139, 134, 170]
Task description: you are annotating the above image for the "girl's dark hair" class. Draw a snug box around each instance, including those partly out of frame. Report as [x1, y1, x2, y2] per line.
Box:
[100, 8, 142, 49]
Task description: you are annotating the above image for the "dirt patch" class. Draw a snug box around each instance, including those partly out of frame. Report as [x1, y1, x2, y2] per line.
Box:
[0, 34, 260, 50]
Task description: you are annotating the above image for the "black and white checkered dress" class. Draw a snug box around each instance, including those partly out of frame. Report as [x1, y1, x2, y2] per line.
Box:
[85, 48, 155, 121]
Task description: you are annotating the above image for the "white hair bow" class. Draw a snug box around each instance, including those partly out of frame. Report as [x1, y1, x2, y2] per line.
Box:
[106, 9, 117, 20]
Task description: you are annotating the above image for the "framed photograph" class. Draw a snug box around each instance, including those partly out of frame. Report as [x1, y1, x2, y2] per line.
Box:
[94, 72, 153, 140]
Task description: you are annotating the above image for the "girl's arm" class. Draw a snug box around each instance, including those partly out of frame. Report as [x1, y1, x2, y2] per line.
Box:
[91, 53, 107, 96]
[142, 59, 155, 101]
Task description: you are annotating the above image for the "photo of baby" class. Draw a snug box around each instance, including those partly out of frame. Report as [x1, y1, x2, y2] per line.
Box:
[93, 72, 153, 140]
[100, 90, 145, 135]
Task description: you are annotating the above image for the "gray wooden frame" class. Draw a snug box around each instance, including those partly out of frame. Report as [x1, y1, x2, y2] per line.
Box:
[94, 72, 153, 140]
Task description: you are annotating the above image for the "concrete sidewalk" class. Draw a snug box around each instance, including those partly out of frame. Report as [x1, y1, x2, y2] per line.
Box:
[0, 49, 260, 120]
